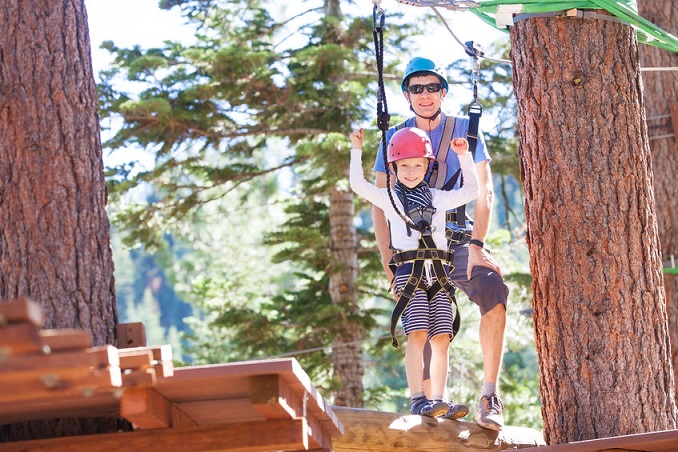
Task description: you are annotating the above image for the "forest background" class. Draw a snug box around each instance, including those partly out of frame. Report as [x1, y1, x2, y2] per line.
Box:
[86, 0, 539, 428]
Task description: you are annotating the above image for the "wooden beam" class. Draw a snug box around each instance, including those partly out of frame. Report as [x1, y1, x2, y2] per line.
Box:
[87, 344, 121, 368]
[121, 368, 156, 387]
[249, 374, 297, 419]
[0, 322, 44, 356]
[0, 365, 121, 403]
[1, 418, 310, 452]
[171, 403, 198, 428]
[118, 348, 153, 370]
[117, 322, 146, 348]
[331, 406, 546, 451]
[39, 329, 92, 352]
[520, 428, 678, 451]
[0, 297, 44, 327]
[0, 349, 98, 379]
[120, 387, 172, 429]
[175, 397, 263, 424]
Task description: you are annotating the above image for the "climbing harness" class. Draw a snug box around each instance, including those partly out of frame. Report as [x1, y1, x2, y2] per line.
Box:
[389, 232, 461, 348]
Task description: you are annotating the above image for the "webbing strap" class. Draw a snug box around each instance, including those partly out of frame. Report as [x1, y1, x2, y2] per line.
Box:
[428, 116, 456, 189]
[389, 234, 461, 348]
[453, 98, 483, 229]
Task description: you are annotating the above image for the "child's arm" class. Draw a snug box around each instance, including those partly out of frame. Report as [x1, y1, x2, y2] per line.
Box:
[450, 137, 469, 156]
[436, 138, 479, 208]
[349, 129, 389, 209]
[349, 128, 364, 149]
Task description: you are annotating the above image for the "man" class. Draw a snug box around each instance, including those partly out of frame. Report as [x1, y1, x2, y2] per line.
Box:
[372, 56, 508, 431]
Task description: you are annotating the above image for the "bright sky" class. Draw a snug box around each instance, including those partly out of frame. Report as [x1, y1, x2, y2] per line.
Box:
[85, 0, 196, 74]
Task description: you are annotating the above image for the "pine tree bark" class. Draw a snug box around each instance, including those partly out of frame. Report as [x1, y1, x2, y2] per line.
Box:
[329, 185, 364, 408]
[638, 0, 678, 393]
[510, 14, 677, 443]
[324, 0, 363, 408]
[0, 0, 121, 440]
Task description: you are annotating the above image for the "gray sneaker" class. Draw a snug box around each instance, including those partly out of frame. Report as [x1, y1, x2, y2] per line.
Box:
[410, 399, 449, 417]
[476, 393, 504, 431]
[442, 401, 469, 420]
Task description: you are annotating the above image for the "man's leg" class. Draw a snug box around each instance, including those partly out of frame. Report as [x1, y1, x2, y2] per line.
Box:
[479, 303, 506, 388]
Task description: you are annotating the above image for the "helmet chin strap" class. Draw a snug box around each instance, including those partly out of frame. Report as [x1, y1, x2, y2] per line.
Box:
[410, 104, 441, 122]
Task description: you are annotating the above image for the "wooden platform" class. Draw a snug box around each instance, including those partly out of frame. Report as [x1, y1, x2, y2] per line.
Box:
[0, 298, 343, 451]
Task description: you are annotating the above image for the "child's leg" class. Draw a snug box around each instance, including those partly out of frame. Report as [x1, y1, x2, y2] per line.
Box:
[405, 329, 427, 396]
[428, 333, 451, 400]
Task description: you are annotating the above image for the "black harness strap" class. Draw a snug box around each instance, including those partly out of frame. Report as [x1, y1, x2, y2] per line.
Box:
[389, 233, 461, 348]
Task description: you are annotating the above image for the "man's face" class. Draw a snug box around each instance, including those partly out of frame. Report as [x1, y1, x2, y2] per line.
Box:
[404, 74, 447, 118]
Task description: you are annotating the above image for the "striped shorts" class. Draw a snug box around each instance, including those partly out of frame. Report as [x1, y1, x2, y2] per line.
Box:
[394, 262, 456, 342]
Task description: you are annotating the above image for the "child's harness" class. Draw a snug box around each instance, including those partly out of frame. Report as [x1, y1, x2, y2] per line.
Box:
[387, 116, 470, 349]
[388, 208, 461, 349]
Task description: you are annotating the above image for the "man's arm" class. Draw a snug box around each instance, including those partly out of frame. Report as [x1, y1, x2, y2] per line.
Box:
[468, 160, 502, 280]
[373, 171, 395, 282]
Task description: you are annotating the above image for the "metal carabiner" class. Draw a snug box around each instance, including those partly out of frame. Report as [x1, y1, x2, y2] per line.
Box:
[373, 2, 385, 32]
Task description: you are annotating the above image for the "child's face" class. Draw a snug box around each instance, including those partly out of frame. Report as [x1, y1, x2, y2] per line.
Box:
[394, 157, 429, 188]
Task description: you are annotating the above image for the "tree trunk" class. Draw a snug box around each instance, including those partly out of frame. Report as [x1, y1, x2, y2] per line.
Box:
[323, 0, 363, 408]
[510, 14, 677, 444]
[329, 186, 364, 408]
[638, 0, 678, 393]
[0, 0, 121, 440]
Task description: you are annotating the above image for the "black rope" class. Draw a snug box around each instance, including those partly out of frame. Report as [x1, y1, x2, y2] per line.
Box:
[372, 5, 414, 228]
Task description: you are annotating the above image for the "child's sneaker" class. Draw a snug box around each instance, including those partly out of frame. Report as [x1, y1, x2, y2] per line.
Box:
[476, 393, 504, 431]
[442, 401, 469, 420]
[410, 399, 449, 417]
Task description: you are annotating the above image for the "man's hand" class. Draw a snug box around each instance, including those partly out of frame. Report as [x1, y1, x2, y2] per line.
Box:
[467, 243, 502, 280]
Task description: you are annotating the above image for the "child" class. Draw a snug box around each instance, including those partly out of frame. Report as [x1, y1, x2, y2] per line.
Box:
[349, 126, 479, 418]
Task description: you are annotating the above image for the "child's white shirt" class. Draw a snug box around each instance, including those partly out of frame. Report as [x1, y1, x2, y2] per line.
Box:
[350, 148, 479, 251]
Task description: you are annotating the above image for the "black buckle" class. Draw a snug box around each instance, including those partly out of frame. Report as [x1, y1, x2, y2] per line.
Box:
[446, 229, 471, 244]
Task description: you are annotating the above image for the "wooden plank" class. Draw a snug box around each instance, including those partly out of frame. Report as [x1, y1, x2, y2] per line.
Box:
[117, 322, 146, 348]
[0, 297, 44, 327]
[122, 368, 156, 387]
[120, 387, 172, 429]
[2, 418, 310, 452]
[249, 374, 297, 419]
[87, 344, 121, 368]
[153, 360, 174, 378]
[0, 322, 44, 356]
[118, 348, 154, 370]
[0, 349, 97, 381]
[148, 344, 172, 362]
[171, 403, 198, 428]
[176, 398, 264, 425]
[519, 428, 678, 452]
[153, 359, 344, 437]
[0, 365, 121, 403]
[39, 329, 92, 352]
[0, 390, 122, 424]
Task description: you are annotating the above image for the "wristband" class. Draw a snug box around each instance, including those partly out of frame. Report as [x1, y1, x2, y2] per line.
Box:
[469, 239, 484, 249]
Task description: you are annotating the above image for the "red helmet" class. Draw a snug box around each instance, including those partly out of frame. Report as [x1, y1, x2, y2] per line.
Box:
[388, 127, 435, 163]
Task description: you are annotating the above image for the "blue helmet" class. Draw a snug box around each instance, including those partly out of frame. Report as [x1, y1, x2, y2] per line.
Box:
[401, 57, 449, 92]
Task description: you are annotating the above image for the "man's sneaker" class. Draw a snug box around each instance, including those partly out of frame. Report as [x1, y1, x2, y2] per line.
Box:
[410, 399, 449, 417]
[476, 393, 504, 431]
[442, 401, 469, 420]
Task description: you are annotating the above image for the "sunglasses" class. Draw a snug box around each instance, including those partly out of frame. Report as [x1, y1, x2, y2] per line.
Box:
[406, 83, 444, 94]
